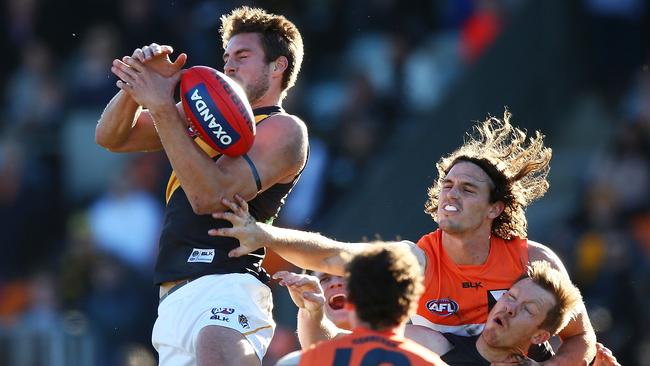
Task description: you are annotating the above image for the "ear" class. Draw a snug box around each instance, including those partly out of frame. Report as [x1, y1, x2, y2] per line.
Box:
[271, 56, 288, 76]
[487, 201, 505, 219]
[530, 329, 551, 345]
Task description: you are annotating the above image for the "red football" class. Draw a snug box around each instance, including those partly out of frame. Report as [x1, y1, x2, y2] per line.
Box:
[180, 66, 255, 157]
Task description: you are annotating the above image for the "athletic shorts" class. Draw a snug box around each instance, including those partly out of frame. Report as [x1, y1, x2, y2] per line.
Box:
[152, 273, 275, 365]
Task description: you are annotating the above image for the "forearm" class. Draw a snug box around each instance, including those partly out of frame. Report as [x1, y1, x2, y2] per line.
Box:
[545, 332, 596, 366]
[260, 224, 367, 275]
[150, 104, 231, 213]
[96, 90, 142, 149]
[297, 308, 346, 349]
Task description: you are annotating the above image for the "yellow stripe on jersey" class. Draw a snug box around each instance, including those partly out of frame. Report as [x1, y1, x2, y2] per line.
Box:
[242, 325, 273, 336]
[164, 113, 272, 204]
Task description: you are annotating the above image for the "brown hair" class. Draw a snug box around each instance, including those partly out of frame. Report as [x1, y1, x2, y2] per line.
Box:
[521, 261, 583, 335]
[346, 245, 423, 330]
[425, 110, 552, 239]
[220, 6, 304, 95]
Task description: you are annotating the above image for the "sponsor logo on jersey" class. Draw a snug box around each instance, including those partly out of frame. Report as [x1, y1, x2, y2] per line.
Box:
[210, 307, 235, 322]
[238, 314, 250, 329]
[462, 281, 483, 289]
[426, 298, 459, 317]
[212, 307, 235, 315]
[188, 248, 215, 263]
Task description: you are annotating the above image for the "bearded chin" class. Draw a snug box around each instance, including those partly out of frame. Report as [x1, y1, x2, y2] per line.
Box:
[245, 69, 271, 104]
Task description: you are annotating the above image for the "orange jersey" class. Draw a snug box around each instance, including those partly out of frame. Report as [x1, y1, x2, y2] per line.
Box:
[298, 327, 447, 366]
[412, 229, 528, 336]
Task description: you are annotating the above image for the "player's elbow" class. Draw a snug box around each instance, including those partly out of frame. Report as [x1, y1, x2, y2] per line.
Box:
[188, 195, 224, 215]
[95, 126, 120, 151]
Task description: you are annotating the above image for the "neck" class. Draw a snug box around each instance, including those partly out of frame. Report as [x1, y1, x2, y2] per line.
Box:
[476, 334, 526, 362]
[250, 87, 283, 109]
[441, 229, 492, 265]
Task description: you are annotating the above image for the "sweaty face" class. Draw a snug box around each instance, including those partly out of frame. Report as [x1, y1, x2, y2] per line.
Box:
[482, 278, 555, 351]
[436, 161, 500, 235]
[313, 271, 350, 329]
[223, 33, 272, 105]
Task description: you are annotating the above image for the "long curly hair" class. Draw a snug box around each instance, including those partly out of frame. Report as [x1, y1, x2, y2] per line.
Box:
[425, 110, 552, 239]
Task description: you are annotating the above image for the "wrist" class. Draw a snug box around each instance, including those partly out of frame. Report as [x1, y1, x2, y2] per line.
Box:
[299, 307, 324, 321]
[149, 102, 181, 124]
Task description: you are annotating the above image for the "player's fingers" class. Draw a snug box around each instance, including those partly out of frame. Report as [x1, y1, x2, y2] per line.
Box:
[221, 198, 243, 215]
[228, 247, 248, 258]
[212, 211, 243, 225]
[234, 194, 249, 212]
[149, 43, 162, 55]
[112, 60, 137, 83]
[123, 56, 146, 73]
[207, 226, 237, 238]
[142, 45, 154, 60]
[172, 53, 188, 68]
[283, 277, 301, 286]
[294, 277, 318, 288]
[302, 292, 325, 305]
[159, 45, 174, 55]
[272, 271, 290, 280]
[116, 80, 132, 92]
[132, 48, 145, 62]
[221, 196, 248, 219]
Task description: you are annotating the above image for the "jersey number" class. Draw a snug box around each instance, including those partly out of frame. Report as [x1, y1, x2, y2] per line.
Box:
[333, 347, 411, 366]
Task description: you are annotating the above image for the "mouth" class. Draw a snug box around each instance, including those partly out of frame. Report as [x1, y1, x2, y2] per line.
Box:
[494, 316, 505, 327]
[328, 294, 347, 310]
[442, 204, 460, 213]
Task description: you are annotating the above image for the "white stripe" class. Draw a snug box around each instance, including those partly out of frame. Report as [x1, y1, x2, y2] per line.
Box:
[410, 314, 485, 336]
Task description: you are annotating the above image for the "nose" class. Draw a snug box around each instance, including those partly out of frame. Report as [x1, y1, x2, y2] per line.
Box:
[224, 60, 236, 76]
[327, 279, 344, 290]
[446, 185, 460, 200]
[504, 303, 516, 317]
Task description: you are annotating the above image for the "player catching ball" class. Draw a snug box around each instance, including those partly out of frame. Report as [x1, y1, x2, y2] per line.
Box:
[96, 6, 309, 366]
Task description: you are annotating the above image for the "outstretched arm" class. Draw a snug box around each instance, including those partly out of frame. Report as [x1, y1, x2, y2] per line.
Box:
[528, 241, 597, 365]
[209, 196, 425, 276]
[273, 271, 348, 348]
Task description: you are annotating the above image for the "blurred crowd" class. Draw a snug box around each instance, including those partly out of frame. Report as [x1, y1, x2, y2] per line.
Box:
[0, 0, 647, 365]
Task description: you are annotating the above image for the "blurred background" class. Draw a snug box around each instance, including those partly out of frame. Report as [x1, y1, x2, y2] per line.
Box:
[0, 0, 648, 365]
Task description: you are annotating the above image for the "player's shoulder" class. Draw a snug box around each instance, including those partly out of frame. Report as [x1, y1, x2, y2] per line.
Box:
[527, 240, 567, 272]
[258, 113, 308, 141]
[400, 338, 447, 364]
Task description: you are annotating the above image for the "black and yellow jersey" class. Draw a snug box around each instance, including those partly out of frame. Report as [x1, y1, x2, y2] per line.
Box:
[154, 106, 304, 285]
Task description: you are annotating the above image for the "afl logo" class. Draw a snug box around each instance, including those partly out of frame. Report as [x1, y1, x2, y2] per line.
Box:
[426, 298, 459, 317]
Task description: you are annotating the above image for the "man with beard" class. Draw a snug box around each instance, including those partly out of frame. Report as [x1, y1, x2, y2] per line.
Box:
[96, 7, 309, 366]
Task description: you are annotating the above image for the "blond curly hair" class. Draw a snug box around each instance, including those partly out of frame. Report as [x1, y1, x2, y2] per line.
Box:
[425, 111, 552, 239]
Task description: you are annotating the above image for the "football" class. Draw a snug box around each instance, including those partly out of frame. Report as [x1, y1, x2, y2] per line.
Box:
[180, 66, 255, 157]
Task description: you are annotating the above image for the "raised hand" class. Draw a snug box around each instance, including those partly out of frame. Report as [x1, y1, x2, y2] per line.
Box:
[273, 271, 326, 314]
[209, 195, 266, 258]
[130, 43, 187, 77]
[111, 56, 180, 112]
